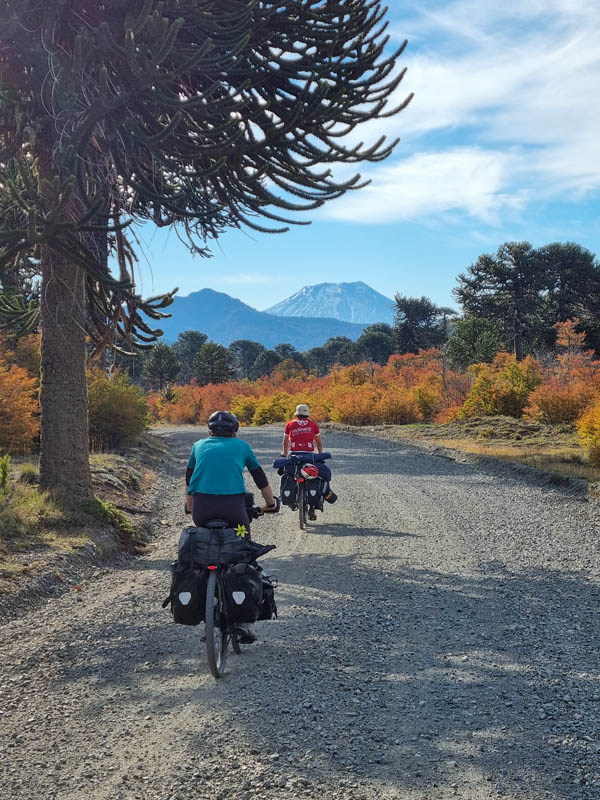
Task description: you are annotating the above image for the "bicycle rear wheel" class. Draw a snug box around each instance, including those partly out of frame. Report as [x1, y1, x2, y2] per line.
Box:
[205, 570, 227, 678]
[298, 484, 306, 530]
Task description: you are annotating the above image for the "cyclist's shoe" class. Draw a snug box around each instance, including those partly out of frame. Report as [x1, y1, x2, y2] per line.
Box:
[236, 623, 258, 644]
[308, 508, 317, 521]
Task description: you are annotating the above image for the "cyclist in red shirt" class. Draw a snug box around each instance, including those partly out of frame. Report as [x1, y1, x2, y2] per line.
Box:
[282, 404, 323, 457]
[282, 404, 323, 520]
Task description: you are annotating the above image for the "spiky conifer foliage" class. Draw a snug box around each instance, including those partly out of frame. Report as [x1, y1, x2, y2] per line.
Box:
[0, 0, 411, 497]
[0, 1, 410, 280]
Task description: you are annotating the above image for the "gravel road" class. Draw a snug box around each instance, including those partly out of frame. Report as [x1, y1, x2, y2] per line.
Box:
[1, 425, 599, 800]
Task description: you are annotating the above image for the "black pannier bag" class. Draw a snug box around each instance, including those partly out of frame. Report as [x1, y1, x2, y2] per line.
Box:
[306, 479, 323, 508]
[163, 560, 206, 625]
[178, 526, 275, 566]
[224, 563, 263, 624]
[258, 573, 278, 620]
[279, 472, 298, 507]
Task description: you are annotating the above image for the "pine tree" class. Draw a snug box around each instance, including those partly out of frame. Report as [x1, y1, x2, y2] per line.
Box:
[194, 343, 235, 386]
[454, 242, 547, 361]
[143, 343, 181, 391]
[0, 1, 411, 501]
[537, 242, 600, 351]
[250, 349, 283, 379]
[230, 340, 266, 380]
[393, 295, 455, 354]
[172, 331, 208, 383]
[445, 316, 501, 368]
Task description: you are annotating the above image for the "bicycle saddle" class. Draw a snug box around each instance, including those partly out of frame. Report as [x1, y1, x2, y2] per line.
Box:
[205, 519, 231, 529]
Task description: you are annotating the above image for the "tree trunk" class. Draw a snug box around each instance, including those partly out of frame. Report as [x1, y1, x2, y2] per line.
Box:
[39, 243, 93, 503]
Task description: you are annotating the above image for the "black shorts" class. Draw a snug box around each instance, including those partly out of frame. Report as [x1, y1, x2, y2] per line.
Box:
[191, 493, 250, 529]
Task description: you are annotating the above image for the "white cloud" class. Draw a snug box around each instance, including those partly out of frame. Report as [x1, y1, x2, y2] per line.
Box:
[327, 1, 600, 223]
[327, 147, 525, 224]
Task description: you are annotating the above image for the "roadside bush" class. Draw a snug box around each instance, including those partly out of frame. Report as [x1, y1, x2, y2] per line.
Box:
[231, 395, 257, 425]
[146, 392, 161, 423]
[329, 386, 381, 425]
[374, 390, 420, 424]
[161, 381, 203, 424]
[410, 381, 442, 422]
[524, 382, 590, 424]
[252, 392, 295, 425]
[88, 370, 148, 450]
[460, 354, 542, 419]
[0, 357, 39, 453]
[577, 401, 600, 466]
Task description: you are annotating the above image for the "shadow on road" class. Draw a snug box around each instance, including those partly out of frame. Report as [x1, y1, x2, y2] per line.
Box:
[312, 522, 420, 539]
[49, 547, 599, 799]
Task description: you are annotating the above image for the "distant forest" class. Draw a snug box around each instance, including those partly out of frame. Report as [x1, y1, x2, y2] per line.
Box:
[119, 241, 600, 391]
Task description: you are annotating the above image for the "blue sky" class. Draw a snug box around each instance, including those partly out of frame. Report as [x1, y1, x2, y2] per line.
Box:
[134, 1, 600, 313]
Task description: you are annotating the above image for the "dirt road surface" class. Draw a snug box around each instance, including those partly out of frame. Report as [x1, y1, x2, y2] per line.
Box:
[1, 426, 599, 800]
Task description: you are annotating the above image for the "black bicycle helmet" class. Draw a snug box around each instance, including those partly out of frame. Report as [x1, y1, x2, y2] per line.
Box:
[207, 410, 239, 433]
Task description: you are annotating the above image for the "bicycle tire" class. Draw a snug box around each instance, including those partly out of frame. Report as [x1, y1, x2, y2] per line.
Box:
[298, 484, 306, 529]
[205, 570, 227, 679]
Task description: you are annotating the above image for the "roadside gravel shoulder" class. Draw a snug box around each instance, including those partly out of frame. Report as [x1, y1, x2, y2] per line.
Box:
[321, 421, 597, 500]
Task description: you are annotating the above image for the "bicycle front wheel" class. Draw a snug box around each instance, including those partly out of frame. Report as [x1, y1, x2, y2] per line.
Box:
[205, 570, 228, 679]
[298, 484, 306, 530]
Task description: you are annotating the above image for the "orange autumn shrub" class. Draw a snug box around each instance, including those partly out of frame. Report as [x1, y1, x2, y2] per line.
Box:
[161, 380, 204, 424]
[524, 382, 591, 424]
[577, 400, 600, 466]
[550, 319, 600, 387]
[434, 405, 462, 423]
[0, 356, 39, 453]
[374, 390, 420, 424]
[329, 385, 381, 425]
[9, 334, 41, 378]
[146, 393, 161, 423]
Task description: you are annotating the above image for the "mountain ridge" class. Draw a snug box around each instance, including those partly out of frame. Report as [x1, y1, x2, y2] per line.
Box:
[266, 280, 395, 324]
[158, 288, 366, 349]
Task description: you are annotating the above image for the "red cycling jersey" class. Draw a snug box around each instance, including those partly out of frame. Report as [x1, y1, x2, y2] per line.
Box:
[285, 418, 320, 452]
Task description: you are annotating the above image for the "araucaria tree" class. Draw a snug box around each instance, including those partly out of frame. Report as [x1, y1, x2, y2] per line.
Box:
[454, 243, 547, 361]
[0, 1, 411, 502]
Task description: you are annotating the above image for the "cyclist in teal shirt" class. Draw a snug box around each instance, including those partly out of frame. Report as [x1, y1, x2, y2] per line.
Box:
[185, 410, 277, 529]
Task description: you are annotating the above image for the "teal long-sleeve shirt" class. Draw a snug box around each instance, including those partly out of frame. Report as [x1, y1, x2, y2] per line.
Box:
[186, 436, 261, 495]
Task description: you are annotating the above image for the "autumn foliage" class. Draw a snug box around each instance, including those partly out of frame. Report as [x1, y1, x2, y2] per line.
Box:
[0, 353, 39, 453]
[577, 402, 600, 466]
[2, 319, 600, 461]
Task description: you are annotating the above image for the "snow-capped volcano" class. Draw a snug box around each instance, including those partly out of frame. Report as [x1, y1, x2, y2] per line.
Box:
[266, 281, 394, 325]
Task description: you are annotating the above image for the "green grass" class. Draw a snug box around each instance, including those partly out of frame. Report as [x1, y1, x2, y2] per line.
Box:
[83, 498, 149, 551]
[0, 479, 78, 590]
[0, 441, 158, 591]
